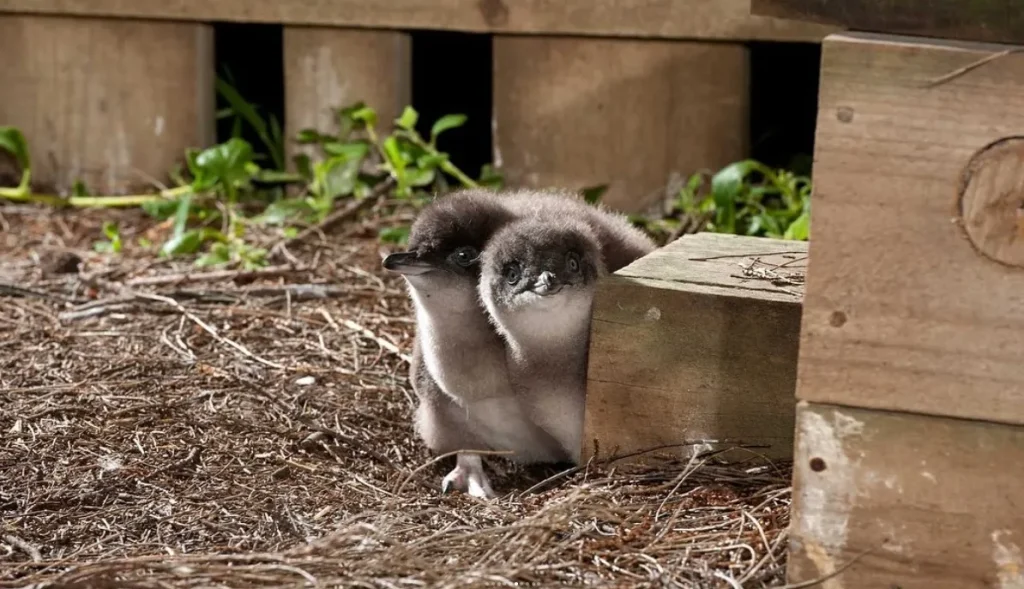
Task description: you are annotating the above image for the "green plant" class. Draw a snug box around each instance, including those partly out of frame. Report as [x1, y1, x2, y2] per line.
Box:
[0, 88, 496, 266]
[634, 159, 811, 243]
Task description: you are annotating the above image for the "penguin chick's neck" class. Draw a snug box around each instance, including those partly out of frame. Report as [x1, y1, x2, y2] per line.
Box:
[492, 291, 594, 366]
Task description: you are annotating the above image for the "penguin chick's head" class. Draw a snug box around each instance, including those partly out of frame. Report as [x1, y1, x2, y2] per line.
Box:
[382, 190, 513, 290]
[480, 217, 604, 323]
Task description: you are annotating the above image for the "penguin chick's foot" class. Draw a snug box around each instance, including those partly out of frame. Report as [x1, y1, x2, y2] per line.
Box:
[441, 453, 496, 499]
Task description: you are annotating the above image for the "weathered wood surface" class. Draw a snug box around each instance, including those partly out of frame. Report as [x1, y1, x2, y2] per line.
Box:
[752, 0, 1024, 45]
[284, 27, 410, 163]
[796, 32, 1024, 426]
[0, 0, 839, 42]
[582, 232, 806, 463]
[0, 14, 214, 194]
[494, 37, 749, 213]
[789, 401, 1024, 588]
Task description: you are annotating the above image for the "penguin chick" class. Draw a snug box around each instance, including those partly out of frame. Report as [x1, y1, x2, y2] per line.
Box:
[478, 216, 606, 463]
[382, 190, 569, 499]
[500, 188, 657, 273]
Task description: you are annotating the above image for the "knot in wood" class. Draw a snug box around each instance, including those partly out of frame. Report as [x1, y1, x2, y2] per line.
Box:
[958, 136, 1024, 267]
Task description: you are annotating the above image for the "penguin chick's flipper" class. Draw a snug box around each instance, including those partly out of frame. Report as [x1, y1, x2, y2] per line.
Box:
[441, 453, 497, 499]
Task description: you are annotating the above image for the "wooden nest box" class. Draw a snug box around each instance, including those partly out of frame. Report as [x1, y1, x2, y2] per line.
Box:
[582, 232, 807, 465]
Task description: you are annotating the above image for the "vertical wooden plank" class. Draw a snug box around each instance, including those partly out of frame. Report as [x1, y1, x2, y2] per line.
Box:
[493, 36, 748, 214]
[283, 27, 411, 163]
[0, 14, 214, 195]
[795, 32, 1024, 426]
[789, 401, 1024, 589]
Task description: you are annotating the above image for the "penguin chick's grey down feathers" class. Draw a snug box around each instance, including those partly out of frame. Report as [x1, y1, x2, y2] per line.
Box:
[382, 190, 568, 499]
[478, 215, 607, 464]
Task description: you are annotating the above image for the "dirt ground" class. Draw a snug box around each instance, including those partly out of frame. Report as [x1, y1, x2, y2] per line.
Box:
[0, 203, 793, 588]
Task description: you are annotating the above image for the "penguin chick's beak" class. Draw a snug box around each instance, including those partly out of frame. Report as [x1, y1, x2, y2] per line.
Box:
[532, 271, 563, 296]
[382, 252, 437, 276]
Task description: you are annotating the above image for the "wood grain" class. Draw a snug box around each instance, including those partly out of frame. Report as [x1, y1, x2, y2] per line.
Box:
[284, 27, 411, 164]
[0, 14, 214, 194]
[752, 0, 1024, 45]
[493, 37, 749, 213]
[582, 233, 806, 463]
[0, 0, 838, 42]
[797, 32, 1024, 426]
[788, 401, 1024, 588]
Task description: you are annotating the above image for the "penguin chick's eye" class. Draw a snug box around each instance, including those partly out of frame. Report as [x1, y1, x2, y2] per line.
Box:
[567, 252, 581, 273]
[451, 246, 478, 267]
[503, 262, 522, 285]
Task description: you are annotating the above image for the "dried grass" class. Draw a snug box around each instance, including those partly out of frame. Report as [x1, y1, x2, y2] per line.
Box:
[0, 204, 793, 588]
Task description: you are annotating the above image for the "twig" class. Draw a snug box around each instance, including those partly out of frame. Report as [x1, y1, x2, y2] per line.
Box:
[923, 48, 1024, 88]
[3, 535, 42, 562]
[689, 251, 806, 262]
[342, 318, 410, 364]
[126, 264, 311, 287]
[774, 545, 878, 589]
[298, 420, 396, 467]
[136, 292, 287, 370]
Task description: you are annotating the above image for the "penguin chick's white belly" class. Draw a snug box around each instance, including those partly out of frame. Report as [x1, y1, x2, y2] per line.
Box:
[527, 387, 585, 464]
[462, 395, 566, 464]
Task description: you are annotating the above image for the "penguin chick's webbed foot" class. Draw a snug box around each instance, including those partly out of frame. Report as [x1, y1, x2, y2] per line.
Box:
[441, 453, 496, 499]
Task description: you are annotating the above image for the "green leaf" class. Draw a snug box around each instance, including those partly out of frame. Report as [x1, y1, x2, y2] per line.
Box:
[417, 152, 449, 170]
[784, 210, 810, 241]
[323, 141, 370, 161]
[406, 167, 436, 187]
[477, 164, 504, 189]
[296, 129, 325, 144]
[196, 242, 231, 267]
[581, 184, 608, 205]
[0, 126, 31, 192]
[256, 198, 315, 225]
[216, 77, 285, 170]
[170, 195, 193, 241]
[396, 106, 419, 131]
[193, 138, 255, 191]
[430, 114, 467, 142]
[161, 229, 204, 257]
[378, 226, 410, 245]
[312, 156, 360, 203]
[142, 196, 185, 220]
[349, 106, 378, 128]
[71, 180, 90, 197]
[382, 136, 407, 175]
[293, 153, 314, 181]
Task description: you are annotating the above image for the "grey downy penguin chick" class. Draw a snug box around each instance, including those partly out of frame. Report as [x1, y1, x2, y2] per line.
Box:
[500, 188, 657, 273]
[382, 190, 568, 499]
[478, 216, 607, 463]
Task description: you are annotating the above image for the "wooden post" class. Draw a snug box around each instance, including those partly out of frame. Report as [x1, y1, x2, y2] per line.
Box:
[493, 36, 749, 214]
[583, 233, 805, 463]
[0, 14, 214, 194]
[283, 27, 411, 164]
[789, 32, 1024, 587]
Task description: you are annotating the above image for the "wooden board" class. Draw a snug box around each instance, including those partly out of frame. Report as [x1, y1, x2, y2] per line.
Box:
[582, 232, 806, 463]
[788, 401, 1024, 588]
[0, 0, 839, 42]
[284, 27, 411, 164]
[0, 14, 214, 194]
[752, 0, 1024, 45]
[494, 37, 748, 213]
[796, 32, 1024, 426]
